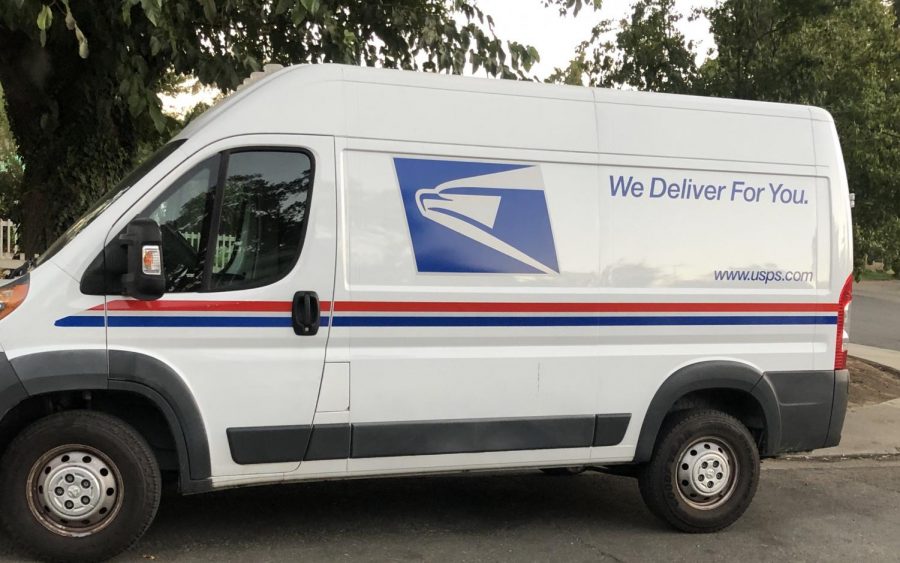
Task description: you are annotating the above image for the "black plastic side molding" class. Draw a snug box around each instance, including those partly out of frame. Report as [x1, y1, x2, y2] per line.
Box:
[593, 414, 631, 446]
[227, 426, 312, 465]
[305, 424, 351, 461]
[227, 413, 632, 464]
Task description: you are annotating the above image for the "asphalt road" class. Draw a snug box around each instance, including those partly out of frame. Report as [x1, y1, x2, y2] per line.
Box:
[4, 458, 898, 562]
[851, 292, 900, 352]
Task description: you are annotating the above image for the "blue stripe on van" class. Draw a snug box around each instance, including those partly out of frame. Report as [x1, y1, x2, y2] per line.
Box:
[107, 315, 293, 328]
[330, 315, 837, 327]
[55, 315, 330, 328]
[54, 316, 105, 327]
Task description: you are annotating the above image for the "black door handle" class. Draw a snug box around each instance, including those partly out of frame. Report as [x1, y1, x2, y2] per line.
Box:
[292, 291, 320, 336]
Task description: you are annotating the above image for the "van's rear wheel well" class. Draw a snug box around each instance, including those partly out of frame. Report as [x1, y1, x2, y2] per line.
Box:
[0, 391, 179, 477]
[663, 389, 767, 452]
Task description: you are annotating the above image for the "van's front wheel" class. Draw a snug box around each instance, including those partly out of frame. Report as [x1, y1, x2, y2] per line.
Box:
[638, 409, 759, 533]
[0, 410, 161, 562]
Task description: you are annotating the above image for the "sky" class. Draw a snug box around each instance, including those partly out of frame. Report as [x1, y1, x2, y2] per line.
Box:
[476, 0, 718, 78]
[161, 0, 718, 115]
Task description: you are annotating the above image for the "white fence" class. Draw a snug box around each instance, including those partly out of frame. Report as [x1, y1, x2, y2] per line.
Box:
[0, 220, 18, 260]
[183, 232, 238, 271]
[0, 222, 235, 268]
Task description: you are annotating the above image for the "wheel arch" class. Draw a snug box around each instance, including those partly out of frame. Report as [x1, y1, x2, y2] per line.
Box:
[0, 350, 211, 493]
[634, 360, 782, 463]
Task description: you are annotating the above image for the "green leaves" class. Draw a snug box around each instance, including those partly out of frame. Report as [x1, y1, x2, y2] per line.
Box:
[147, 95, 166, 133]
[71, 2, 89, 60]
[200, 0, 216, 22]
[507, 42, 540, 72]
[36, 4, 52, 30]
[77, 31, 89, 58]
[36, 4, 51, 46]
[140, 0, 161, 26]
[549, 0, 695, 92]
[274, 0, 293, 16]
[30, 0, 89, 57]
[300, 0, 321, 15]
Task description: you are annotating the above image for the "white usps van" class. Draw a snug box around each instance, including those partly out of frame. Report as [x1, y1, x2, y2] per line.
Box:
[0, 64, 852, 560]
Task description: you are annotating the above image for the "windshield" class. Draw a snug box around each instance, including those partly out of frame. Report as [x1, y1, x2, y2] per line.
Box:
[37, 140, 186, 266]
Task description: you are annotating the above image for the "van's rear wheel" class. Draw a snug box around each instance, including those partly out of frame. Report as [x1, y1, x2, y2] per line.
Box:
[638, 409, 759, 533]
[0, 410, 161, 562]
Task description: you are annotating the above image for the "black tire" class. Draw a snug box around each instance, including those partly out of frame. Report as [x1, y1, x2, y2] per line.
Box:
[0, 410, 161, 562]
[540, 466, 586, 476]
[637, 409, 759, 533]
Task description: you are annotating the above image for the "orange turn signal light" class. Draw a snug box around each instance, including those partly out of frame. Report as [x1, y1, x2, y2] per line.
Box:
[0, 276, 29, 321]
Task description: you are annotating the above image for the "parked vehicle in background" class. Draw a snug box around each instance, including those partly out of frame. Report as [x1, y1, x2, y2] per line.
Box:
[0, 64, 852, 561]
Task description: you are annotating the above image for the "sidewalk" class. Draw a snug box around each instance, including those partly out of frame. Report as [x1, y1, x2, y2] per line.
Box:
[811, 398, 900, 457]
[805, 344, 900, 458]
[848, 342, 900, 371]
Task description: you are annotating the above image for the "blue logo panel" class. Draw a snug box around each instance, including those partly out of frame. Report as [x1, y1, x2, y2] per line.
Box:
[394, 158, 559, 274]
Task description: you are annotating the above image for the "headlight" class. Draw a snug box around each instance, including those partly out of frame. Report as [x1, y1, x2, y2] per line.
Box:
[0, 275, 29, 321]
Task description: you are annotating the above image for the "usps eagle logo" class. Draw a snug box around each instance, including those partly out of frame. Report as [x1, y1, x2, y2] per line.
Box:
[394, 158, 559, 274]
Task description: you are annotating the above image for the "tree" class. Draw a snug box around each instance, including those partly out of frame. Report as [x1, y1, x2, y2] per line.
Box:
[0, 0, 597, 255]
[0, 86, 22, 220]
[697, 0, 840, 100]
[549, 0, 697, 93]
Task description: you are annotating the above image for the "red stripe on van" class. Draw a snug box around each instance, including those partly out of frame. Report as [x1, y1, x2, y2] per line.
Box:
[92, 300, 837, 314]
[93, 300, 333, 312]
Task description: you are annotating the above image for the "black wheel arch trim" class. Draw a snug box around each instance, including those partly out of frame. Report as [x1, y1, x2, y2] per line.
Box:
[10, 349, 108, 395]
[634, 360, 782, 463]
[0, 349, 211, 489]
[0, 352, 28, 423]
[108, 350, 211, 482]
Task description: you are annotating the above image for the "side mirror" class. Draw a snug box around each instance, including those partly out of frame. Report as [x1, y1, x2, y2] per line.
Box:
[118, 218, 165, 300]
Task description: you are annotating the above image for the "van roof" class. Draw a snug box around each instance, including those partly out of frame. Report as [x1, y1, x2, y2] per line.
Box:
[177, 64, 829, 163]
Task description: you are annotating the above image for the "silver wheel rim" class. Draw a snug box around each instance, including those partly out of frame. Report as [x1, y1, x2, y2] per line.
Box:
[674, 436, 738, 510]
[26, 445, 124, 537]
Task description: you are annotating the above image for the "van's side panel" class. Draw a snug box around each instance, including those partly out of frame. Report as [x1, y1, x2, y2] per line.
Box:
[327, 86, 840, 473]
[339, 138, 627, 473]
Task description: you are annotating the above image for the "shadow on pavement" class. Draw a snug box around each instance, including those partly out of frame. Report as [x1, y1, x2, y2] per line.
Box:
[0, 470, 658, 561]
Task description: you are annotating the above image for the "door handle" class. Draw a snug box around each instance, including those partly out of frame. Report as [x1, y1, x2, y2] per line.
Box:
[292, 291, 320, 336]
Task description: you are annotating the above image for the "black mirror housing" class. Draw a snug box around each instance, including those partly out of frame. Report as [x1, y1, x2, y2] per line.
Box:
[119, 218, 165, 300]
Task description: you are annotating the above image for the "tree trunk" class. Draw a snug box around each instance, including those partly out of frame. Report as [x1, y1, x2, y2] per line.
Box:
[0, 26, 137, 257]
[0, 28, 54, 256]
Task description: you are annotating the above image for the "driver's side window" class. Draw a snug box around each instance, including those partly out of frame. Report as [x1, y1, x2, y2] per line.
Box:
[146, 156, 219, 292]
[143, 147, 314, 294]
